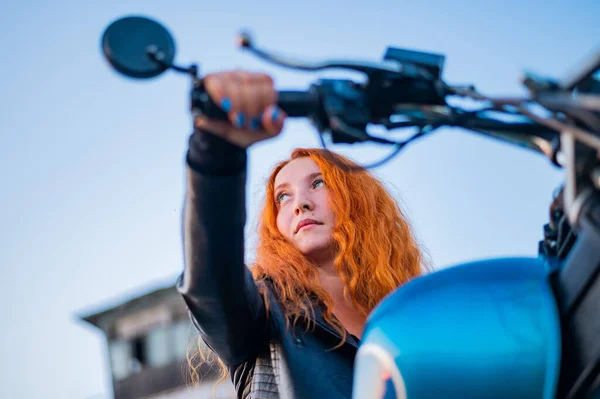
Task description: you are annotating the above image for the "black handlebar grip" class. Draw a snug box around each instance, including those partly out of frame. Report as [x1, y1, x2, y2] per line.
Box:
[277, 90, 319, 117]
[191, 87, 319, 121]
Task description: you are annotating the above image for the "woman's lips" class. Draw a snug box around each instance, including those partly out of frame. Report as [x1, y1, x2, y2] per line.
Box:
[295, 218, 322, 233]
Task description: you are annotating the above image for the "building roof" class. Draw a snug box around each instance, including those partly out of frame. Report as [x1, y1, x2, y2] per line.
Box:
[78, 276, 181, 330]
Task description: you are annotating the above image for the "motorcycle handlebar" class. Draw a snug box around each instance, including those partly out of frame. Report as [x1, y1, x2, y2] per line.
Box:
[190, 86, 321, 120]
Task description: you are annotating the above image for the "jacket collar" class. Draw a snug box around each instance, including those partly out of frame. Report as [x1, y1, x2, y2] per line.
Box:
[261, 277, 361, 348]
[311, 301, 361, 348]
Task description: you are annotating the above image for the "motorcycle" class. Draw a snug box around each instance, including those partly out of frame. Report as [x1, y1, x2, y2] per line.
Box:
[100, 15, 600, 399]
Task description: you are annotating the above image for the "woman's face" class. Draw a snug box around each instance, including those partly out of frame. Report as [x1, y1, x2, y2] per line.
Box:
[274, 157, 336, 263]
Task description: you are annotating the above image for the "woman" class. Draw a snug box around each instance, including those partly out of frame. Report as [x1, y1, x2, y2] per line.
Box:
[177, 70, 428, 398]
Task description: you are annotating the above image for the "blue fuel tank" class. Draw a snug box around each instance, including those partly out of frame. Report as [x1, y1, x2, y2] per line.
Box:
[353, 257, 561, 399]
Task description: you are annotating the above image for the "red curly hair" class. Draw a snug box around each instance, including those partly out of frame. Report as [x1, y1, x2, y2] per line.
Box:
[189, 147, 428, 386]
[251, 148, 427, 333]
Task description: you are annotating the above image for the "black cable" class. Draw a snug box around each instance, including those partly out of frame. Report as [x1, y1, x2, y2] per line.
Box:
[316, 124, 439, 170]
[362, 125, 439, 169]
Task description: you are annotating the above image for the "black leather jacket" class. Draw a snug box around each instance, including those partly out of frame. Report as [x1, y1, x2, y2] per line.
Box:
[177, 131, 359, 399]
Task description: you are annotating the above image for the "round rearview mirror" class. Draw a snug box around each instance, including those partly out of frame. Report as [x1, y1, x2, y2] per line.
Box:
[101, 15, 176, 79]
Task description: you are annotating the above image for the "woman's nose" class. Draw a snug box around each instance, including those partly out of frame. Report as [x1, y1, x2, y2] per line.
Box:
[294, 197, 314, 215]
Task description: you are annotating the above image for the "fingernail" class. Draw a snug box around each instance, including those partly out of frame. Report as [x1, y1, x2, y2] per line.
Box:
[271, 108, 279, 122]
[220, 98, 231, 112]
[236, 113, 245, 127]
[250, 117, 261, 130]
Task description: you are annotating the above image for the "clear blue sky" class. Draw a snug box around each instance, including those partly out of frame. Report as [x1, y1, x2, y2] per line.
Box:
[1, 0, 599, 397]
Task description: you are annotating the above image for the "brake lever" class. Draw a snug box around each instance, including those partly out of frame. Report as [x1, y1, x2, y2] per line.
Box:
[237, 32, 404, 77]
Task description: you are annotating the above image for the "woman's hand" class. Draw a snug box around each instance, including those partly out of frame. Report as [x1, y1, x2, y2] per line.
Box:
[195, 69, 287, 149]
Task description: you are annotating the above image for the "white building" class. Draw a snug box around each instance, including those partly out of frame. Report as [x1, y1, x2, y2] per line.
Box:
[80, 282, 235, 399]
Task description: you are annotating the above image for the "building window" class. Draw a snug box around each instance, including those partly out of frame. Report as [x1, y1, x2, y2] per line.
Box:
[173, 319, 195, 361]
[109, 319, 205, 380]
[146, 325, 172, 367]
[109, 339, 133, 380]
[131, 335, 148, 371]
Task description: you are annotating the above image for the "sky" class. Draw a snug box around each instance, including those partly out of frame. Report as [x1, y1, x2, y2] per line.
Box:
[1, 0, 599, 398]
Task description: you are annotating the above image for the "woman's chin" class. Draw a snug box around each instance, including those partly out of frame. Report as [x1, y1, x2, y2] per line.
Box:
[298, 241, 336, 265]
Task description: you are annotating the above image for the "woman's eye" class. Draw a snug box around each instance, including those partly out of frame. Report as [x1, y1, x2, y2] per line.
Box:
[313, 179, 325, 188]
[277, 193, 290, 204]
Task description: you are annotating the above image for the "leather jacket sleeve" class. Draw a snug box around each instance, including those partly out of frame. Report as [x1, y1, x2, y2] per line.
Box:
[177, 129, 268, 366]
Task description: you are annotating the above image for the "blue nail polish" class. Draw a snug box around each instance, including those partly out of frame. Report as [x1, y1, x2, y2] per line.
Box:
[236, 113, 245, 127]
[271, 108, 279, 121]
[250, 117, 261, 130]
[220, 98, 231, 112]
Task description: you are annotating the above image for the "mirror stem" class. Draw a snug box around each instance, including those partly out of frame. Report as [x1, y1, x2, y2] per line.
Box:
[146, 46, 198, 78]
